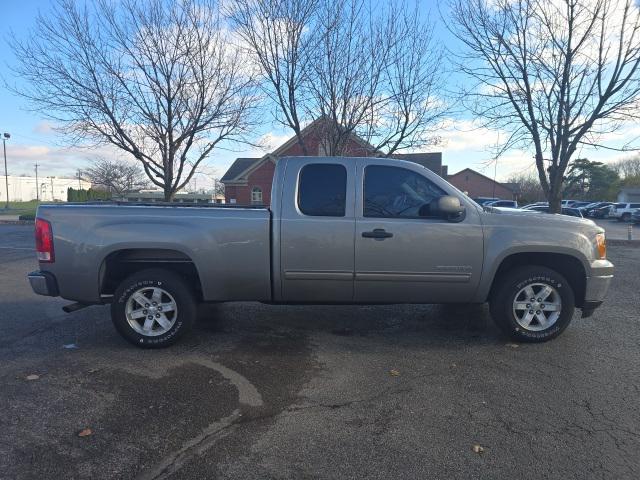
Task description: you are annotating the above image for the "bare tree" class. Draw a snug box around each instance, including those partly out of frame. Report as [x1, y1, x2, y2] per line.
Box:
[505, 172, 546, 204]
[611, 156, 640, 178]
[229, 0, 318, 154]
[304, 0, 372, 155]
[359, 2, 446, 155]
[229, 0, 446, 156]
[449, 0, 640, 212]
[213, 178, 225, 197]
[10, 0, 257, 201]
[84, 158, 148, 196]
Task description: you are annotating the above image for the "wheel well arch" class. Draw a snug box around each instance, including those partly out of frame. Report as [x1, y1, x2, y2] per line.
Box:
[488, 252, 587, 307]
[99, 248, 203, 300]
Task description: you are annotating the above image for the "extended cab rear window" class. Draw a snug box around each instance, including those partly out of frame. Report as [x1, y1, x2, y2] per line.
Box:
[298, 164, 347, 217]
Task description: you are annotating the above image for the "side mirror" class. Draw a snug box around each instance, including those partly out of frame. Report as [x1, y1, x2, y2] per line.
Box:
[436, 195, 464, 216]
[420, 195, 464, 219]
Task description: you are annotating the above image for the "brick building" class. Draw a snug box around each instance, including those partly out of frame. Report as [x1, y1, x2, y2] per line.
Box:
[447, 168, 519, 200]
[221, 118, 445, 205]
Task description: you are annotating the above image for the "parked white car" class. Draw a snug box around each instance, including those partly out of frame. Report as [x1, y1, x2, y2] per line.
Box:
[609, 202, 640, 222]
[485, 199, 518, 208]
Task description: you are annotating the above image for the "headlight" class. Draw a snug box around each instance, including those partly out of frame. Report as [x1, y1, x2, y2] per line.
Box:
[595, 233, 606, 259]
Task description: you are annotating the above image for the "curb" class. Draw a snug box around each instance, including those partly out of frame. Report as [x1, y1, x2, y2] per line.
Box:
[608, 239, 640, 247]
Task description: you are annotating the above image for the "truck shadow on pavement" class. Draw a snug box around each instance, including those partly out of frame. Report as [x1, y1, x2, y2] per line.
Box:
[197, 301, 500, 345]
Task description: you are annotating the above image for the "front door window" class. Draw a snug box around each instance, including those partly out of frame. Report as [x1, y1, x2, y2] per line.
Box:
[364, 165, 446, 218]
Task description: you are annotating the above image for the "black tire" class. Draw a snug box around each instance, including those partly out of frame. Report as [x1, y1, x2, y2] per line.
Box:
[621, 213, 631, 222]
[111, 268, 196, 348]
[490, 266, 575, 343]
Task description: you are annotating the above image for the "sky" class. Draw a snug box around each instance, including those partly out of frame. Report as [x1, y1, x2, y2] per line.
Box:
[0, 0, 637, 191]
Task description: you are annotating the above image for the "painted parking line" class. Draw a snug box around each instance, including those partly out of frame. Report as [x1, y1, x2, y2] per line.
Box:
[0, 246, 35, 250]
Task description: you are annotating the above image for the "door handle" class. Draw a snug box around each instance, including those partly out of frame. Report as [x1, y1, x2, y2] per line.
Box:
[362, 228, 393, 239]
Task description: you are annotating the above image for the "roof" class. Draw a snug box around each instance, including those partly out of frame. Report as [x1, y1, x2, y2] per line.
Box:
[392, 152, 442, 175]
[448, 167, 519, 192]
[220, 158, 260, 182]
[221, 117, 381, 184]
[220, 118, 445, 184]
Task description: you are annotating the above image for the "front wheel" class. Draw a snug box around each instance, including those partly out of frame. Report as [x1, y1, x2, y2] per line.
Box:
[111, 269, 196, 348]
[621, 213, 631, 222]
[490, 266, 575, 342]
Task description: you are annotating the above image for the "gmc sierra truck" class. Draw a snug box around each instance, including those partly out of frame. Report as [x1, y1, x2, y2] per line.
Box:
[28, 156, 613, 348]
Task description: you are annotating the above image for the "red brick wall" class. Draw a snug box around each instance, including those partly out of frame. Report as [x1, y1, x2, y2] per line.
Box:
[246, 160, 276, 205]
[448, 170, 515, 200]
[224, 185, 239, 204]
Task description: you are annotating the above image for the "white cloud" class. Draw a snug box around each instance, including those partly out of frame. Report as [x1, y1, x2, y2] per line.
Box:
[437, 119, 505, 152]
[434, 116, 640, 180]
[5, 142, 119, 177]
[32, 121, 55, 135]
[256, 131, 292, 152]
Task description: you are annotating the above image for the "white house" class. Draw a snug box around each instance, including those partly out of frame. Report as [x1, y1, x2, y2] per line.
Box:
[617, 187, 640, 203]
[0, 175, 91, 202]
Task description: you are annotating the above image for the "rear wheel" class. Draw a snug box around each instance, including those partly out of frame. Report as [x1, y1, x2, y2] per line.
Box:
[490, 266, 575, 342]
[621, 212, 631, 222]
[111, 269, 196, 348]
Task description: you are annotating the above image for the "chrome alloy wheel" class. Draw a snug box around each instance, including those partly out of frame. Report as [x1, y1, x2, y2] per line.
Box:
[125, 286, 178, 336]
[512, 282, 562, 331]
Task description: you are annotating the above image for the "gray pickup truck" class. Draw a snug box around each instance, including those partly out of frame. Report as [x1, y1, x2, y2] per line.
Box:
[28, 156, 613, 348]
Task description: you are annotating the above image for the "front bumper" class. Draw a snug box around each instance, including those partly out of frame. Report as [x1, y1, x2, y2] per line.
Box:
[585, 274, 613, 302]
[28, 271, 59, 297]
[581, 260, 614, 317]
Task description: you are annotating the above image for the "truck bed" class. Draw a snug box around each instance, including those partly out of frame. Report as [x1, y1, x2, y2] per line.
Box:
[35, 203, 272, 303]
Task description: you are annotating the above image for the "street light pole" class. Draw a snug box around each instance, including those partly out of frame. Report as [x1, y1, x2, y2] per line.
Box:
[34, 163, 40, 201]
[3, 133, 10, 209]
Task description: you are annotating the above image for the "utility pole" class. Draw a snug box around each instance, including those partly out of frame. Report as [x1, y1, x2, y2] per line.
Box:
[34, 163, 40, 201]
[50, 177, 54, 201]
[3, 133, 10, 209]
[77, 169, 82, 190]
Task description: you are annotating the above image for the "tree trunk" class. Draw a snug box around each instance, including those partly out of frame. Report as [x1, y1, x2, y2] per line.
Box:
[163, 187, 175, 202]
[547, 182, 562, 213]
[546, 162, 564, 213]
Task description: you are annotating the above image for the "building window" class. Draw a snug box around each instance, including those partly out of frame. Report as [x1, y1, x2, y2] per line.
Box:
[251, 187, 263, 204]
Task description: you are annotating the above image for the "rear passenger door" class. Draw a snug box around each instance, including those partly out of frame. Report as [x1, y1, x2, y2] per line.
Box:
[279, 158, 356, 302]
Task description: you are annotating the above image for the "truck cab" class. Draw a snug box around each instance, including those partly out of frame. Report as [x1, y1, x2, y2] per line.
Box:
[271, 157, 483, 304]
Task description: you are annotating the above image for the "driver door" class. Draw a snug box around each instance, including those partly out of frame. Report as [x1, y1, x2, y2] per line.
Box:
[354, 160, 484, 303]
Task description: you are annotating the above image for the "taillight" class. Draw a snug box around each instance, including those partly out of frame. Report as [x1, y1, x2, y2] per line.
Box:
[35, 218, 55, 263]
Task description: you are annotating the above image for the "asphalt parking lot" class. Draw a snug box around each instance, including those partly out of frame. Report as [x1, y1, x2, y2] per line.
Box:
[1, 224, 639, 479]
[594, 218, 638, 240]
